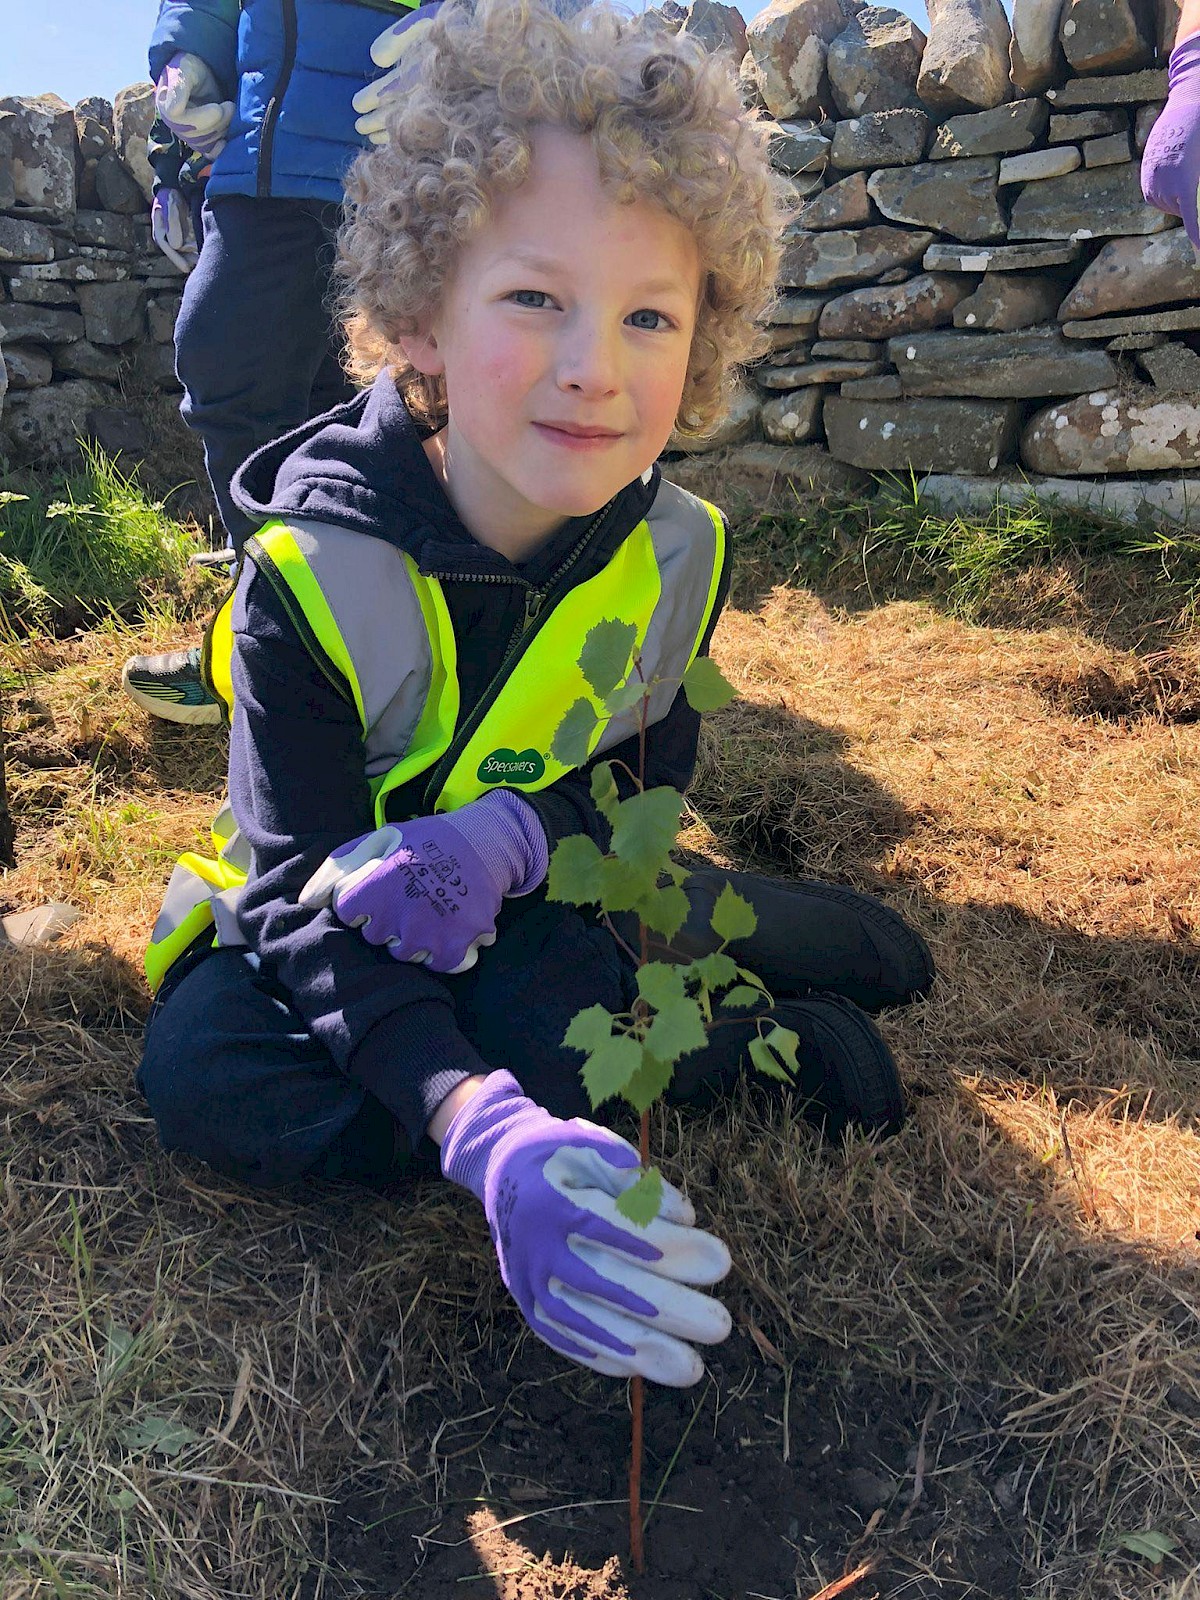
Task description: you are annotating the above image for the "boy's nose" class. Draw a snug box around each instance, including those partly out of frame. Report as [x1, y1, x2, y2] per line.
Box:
[557, 320, 620, 399]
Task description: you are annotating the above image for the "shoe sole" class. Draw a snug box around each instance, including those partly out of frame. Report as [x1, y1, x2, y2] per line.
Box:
[121, 670, 223, 727]
[780, 995, 907, 1139]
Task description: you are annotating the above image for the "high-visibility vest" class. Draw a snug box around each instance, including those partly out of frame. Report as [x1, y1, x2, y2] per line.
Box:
[145, 480, 726, 992]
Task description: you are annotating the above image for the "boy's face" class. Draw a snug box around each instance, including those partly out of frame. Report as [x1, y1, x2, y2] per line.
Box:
[404, 126, 701, 553]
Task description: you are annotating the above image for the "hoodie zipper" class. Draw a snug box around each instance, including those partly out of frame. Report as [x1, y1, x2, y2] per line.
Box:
[419, 504, 610, 808]
[257, 0, 298, 197]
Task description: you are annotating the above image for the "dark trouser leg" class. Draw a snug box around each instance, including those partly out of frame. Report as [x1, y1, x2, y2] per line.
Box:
[174, 194, 356, 552]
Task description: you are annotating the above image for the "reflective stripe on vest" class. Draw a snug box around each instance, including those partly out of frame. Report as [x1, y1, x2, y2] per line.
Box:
[144, 483, 724, 991]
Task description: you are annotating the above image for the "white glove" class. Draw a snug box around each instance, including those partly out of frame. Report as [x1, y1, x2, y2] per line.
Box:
[352, 3, 444, 145]
[151, 189, 197, 274]
[155, 52, 235, 159]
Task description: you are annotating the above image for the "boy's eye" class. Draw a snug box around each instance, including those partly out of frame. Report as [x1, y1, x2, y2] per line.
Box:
[627, 308, 672, 332]
[509, 290, 552, 308]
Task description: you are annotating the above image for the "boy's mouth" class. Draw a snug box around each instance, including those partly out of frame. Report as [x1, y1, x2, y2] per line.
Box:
[533, 421, 623, 445]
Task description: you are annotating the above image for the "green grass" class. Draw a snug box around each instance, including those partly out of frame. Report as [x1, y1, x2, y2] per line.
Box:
[0, 445, 203, 638]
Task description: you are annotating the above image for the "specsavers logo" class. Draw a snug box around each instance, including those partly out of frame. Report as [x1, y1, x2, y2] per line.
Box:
[476, 748, 547, 785]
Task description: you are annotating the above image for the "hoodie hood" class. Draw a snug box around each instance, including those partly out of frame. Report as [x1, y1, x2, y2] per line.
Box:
[230, 369, 660, 579]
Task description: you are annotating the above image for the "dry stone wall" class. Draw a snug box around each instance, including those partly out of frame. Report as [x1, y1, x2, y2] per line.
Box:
[3, 0, 1199, 527]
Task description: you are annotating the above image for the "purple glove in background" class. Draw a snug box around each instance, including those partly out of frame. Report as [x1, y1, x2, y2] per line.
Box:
[440, 1071, 732, 1386]
[1142, 32, 1200, 249]
[156, 52, 234, 161]
[298, 789, 548, 975]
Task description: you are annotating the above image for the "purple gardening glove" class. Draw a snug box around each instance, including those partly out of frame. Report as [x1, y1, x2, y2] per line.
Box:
[1142, 32, 1200, 249]
[298, 790, 548, 975]
[352, 2, 445, 145]
[440, 1072, 732, 1385]
[155, 52, 234, 161]
[151, 189, 197, 274]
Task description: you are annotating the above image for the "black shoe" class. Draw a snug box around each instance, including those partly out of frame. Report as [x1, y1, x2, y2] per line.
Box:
[667, 867, 935, 1015]
[769, 995, 906, 1140]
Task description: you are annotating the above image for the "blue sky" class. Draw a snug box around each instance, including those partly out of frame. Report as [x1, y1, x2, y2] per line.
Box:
[7, 0, 941, 104]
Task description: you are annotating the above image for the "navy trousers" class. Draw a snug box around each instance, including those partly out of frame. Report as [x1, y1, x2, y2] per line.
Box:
[174, 194, 356, 550]
[136, 896, 758, 1191]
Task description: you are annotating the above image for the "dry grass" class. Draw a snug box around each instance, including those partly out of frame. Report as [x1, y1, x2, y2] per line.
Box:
[1, 510, 1199, 1598]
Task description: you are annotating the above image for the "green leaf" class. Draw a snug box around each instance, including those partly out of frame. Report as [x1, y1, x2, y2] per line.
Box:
[709, 882, 758, 944]
[748, 1033, 792, 1084]
[633, 881, 690, 942]
[610, 787, 683, 879]
[643, 996, 707, 1067]
[546, 834, 606, 906]
[682, 655, 737, 713]
[636, 961, 688, 1009]
[579, 620, 638, 698]
[622, 1052, 676, 1113]
[722, 984, 765, 1011]
[615, 1166, 663, 1228]
[1119, 1532, 1177, 1562]
[590, 762, 620, 822]
[604, 677, 651, 718]
[107, 1489, 139, 1512]
[580, 1034, 645, 1109]
[596, 853, 660, 912]
[688, 951, 738, 990]
[119, 1414, 201, 1459]
[551, 697, 601, 768]
[563, 1003, 619, 1055]
[764, 1023, 800, 1077]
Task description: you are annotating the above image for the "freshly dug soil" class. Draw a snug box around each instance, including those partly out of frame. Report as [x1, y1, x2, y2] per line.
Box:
[325, 1342, 1023, 1599]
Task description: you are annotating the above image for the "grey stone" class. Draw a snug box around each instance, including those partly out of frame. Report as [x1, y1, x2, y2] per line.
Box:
[1057, 229, 1200, 319]
[12, 258, 130, 284]
[6, 277, 78, 306]
[998, 146, 1081, 183]
[1108, 331, 1166, 349]
[1059, 0, 1154, 74]
[74, 211, 136, 252]
[914, 470, 1200, 528]
[1, 378, 117, 466]
[1008, 160, 1173, 240]
[745, 0, 857, 119]
[77, 281, 145, 345]
[0, 302, 86, 344]
[925, 238, 1082, 271]
[1157, 0, 1182, 54]
[0, 215, 56, 264]
[764, 292, 830, 326]
[819, 270, 970, 336]
[1022, 386, 1200, 472]
[827, 6, 926, 117]
[86, 405, 152, 462]
[1048, 107, 1128, 140]
[0, 113, 15, 212]
[1044, 68, 1167, 106]
[844, 1469, 900, 1513]
[767, 119, 831, 176]
[1135, 102, 1164, 154]
[54, 340, 123, 381]
[74, 96, 114, 148]
[930, 98, 1049, 160]
[830, 107, 929, 169]
[953, 272, 1064, 330]
[759, 357, 884, 386]
[1135, 342, 1200, 390]
[128, 341, 181, 389]
[1062, 305, 1200, 337]
[890, 326, 1119, 395]
[825, 393, 1021, 470]
[917, 0, 1012, 113]
[868, 156, 1006, 240]
[841, 372, 904, 396]
[681, 0, 748, 58]
[113, 83, 157, 201]
[1010, 0, 1067, 93]
[811, 337, 884, 357]
[665, 441, 871, 506]
[738, 47, 764, 108]
[3, 344, 53, 389]
[669, 386, 759, 452]
[0, 94, 76, 219]
[761, 387, 826, 440]
[93, 150, 145, 215]
[147, 294, 183, 343]
[780, 225, 935, 288]
[0, 345, 6, 424]
[795, 170, 874, 229]
[877, 266, 911, 283]
[762, 340, 812, 366]
[1084, 131, 1133, 166]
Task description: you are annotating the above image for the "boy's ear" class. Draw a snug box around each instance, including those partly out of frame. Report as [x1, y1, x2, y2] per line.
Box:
[396, 320, 445, 378]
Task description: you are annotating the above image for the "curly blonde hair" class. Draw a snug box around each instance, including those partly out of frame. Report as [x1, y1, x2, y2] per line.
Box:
[337, 0, 786, 437]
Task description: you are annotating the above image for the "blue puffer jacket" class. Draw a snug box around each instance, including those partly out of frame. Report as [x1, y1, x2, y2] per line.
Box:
[149, 0, 414, 204]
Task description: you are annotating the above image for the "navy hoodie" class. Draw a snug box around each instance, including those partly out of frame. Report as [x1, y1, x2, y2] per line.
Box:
[225, 372, 730, 1148]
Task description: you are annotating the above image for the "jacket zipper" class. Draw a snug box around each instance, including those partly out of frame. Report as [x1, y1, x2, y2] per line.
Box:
[257, 0, 299, 198]
[419, 504, 611, 807]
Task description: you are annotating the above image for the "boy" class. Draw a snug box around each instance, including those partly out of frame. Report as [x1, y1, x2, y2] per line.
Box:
[138, 0, 923, 1388]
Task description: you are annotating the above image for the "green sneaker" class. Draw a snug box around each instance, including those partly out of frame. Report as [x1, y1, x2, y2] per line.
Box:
[121, 645, 222, 727]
